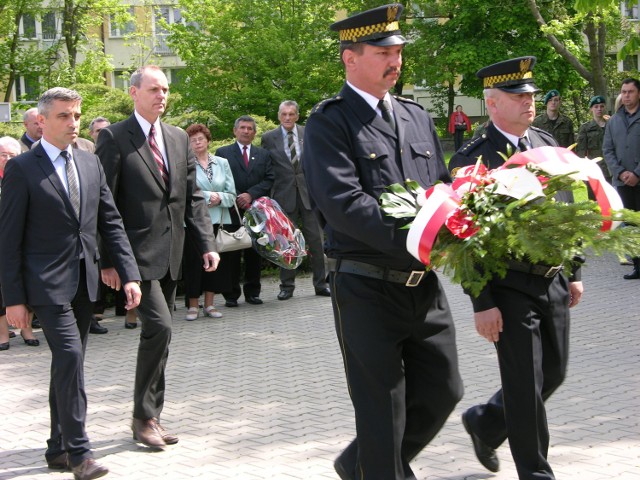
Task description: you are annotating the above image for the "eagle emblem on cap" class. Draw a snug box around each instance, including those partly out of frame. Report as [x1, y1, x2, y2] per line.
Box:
[387, 5, 399, 22]
[519, 58, 532, 73]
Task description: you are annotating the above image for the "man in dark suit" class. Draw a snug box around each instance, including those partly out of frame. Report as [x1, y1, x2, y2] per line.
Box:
[0, 87, 142, 480]
[450, 57, 584, 480]
[261, 100, 329, 300]
[96, 65, 219, 448]
[215, 116, 274, 307]
[303, 5, 463, 479]
[18, 107, 42, 152]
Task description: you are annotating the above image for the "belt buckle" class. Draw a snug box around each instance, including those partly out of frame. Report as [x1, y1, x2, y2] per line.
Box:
[405, 270, 425, 287]
[544, 265, 563, 278]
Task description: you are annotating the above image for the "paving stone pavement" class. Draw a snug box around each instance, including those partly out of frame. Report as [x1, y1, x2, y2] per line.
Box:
[1, 253, 639, 480]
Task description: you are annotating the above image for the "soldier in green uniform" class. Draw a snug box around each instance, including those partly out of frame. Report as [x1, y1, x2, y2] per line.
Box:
[532, 89, 575, 147]
[576, 95, 611, 197]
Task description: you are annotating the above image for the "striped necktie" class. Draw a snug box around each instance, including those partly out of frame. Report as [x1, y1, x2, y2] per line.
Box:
[149, 125, 169, 188]
[287, 130, 298, 165]
[60, 150, 80, 218]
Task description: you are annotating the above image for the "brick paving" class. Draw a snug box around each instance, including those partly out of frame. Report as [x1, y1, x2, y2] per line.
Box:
[1, 253, 638, 479]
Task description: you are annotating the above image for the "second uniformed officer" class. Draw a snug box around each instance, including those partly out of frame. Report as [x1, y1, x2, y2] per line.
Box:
[532, 88, 575, 147]
[303, 4, 463, 479]
[576, 95, 612, 197]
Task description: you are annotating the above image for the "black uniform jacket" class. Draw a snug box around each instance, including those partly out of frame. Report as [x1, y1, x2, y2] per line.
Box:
[303, 83, 450, 271]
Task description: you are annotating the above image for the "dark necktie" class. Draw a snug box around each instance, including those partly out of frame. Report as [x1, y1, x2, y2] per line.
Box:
[378, 98, 396, 132]
[243, 145, 249, 168]
[287, 130, 298, 165]
[148, 125, 169, 188]
[60, 150, 80, 218]
[518, 136, 532, 152]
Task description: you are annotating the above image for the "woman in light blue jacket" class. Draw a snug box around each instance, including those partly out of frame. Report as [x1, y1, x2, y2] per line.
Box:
[184, 124, 237, 319]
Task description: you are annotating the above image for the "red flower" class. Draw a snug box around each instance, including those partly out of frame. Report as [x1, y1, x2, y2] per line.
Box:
[445, 209, 479, 239]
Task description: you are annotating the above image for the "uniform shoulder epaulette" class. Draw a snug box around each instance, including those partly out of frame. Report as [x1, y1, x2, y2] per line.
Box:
[392, 95, 423, 109]
[311, 95, 343, 114]
[457, 134, 486, 155]
[529, 125, 555, 142]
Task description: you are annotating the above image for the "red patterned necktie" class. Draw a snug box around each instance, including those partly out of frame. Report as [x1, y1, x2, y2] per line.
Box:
[148, 125, 169, 187]
[243, 145, 249, 168]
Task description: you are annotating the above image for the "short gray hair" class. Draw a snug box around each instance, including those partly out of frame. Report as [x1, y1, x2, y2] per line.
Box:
[234, 115, 256, 131]
[89, 116, 110, 132]
[0, 136, 21, 155]
[23, 107, 38, 122]
[130, 65, 164, 88]
[38, 87, 82, 117]
[278, 100, 299, 114]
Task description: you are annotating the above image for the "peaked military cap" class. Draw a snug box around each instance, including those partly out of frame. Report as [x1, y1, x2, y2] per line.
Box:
[588, 95, 606, 108]
[330, 3, 406, 47]
[476, 56, 540, 94]
[543, 89, 560, 105]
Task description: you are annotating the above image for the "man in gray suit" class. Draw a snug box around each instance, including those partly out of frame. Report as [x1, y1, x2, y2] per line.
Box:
[261, 101, 329, 300]
[0, 87, 141, 479]
[96, 65, 219, 449]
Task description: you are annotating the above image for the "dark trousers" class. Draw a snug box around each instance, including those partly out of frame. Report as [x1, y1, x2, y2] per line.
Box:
[133, 274, 176, 420]
[453, 128, 465, 151]
[35, 262, 94, 468]
[280, 196, 327, 293]
[464, 270, 570, 480]
[223, 226, 262, 301]
[330, 270, 463, 480]
[618, 185, 640, 262]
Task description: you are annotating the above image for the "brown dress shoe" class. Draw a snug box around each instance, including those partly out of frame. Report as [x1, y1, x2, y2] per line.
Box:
[131, 418, 166, 448]
[154, 418, 179, 445]
[71, 458, 109, 480]
[46, 452, 69, 470]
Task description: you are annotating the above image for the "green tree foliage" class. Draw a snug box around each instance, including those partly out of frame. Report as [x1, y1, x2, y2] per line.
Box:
[166, 0, 373, 138]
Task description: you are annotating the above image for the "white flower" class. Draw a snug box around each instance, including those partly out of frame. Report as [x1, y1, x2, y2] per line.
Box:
[489, 168, 544, 201]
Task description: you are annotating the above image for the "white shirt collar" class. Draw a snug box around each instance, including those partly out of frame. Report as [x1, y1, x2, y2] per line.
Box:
[40, 137, 72, 164]
[492, 123, 530, 150]
[347, 81, 392, 116]
[134, 110, 161, 137]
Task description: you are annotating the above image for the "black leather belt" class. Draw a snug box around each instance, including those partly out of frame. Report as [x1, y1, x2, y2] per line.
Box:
[328, 259, 427, 287]
[507, 260, 563, 278]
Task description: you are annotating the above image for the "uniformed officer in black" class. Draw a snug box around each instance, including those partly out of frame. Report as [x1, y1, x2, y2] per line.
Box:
[303, 4, 463, 480]
[453, 57, 585, 480]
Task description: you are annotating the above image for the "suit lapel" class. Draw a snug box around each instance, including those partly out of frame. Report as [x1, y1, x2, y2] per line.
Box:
[127, 116, 167, 191]
[161, 123, 177, 192]
[74, 150, 93, 222]
[33, 145, 78, 221]
[392, 97, 407, 147]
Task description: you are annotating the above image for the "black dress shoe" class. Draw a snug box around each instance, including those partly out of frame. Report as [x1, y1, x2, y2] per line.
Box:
[245, 296, 263, 305]
[46, 452, 69, 470]
[71, 458, 109, 480]
[31, 318, 41, 329]
[462, 411, 499, 472]
[623, 268, 640, 280]
[0, 342, 9, 351]
[333, 458, 353, 480]
[8, 330, 16, 338]
[89, 319, 108, 334]
[124, 320, 137, 329]
[20, 332, 40, 346]
[315, 287, 331, 297]
[277, 290, 293, 301]
[225, 299, 239, 307]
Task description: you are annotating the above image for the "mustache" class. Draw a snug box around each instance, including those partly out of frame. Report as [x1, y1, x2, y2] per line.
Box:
[384, 67, 401, 77]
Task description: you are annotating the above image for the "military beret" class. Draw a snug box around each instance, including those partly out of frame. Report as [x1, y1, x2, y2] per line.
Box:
[588, 95, 606, 108]
[330, 3, 406, 47]
[543, 89, 560, 105]
[476, 56, 540, 94]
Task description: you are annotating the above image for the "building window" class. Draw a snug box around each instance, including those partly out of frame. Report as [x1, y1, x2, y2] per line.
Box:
[41, 11, 58, 40]
[113, 70, 131, 91]
[167, 68, 186, 85]
[109, 7, 136, 38]
[622, 54, 639, 71]
[154, 6, 184, 55]
[20, 13, 37, 39]
[623, 1, 640, 19]
[16, 76, 39, 101]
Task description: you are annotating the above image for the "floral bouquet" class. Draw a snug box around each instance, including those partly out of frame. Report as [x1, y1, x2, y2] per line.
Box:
[380, 146, 640, 297]
[244, 196, 307, 269]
